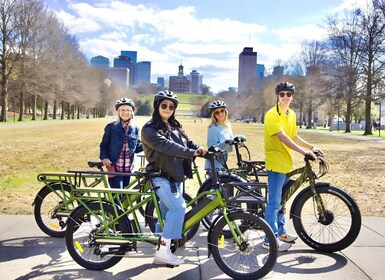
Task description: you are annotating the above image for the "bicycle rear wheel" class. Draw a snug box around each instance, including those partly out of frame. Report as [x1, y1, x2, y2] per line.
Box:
[34, 183, 76, 237]
[292, 185, 361, 252]
[210, 212, 277, 280]
[65, 203, 131, 270]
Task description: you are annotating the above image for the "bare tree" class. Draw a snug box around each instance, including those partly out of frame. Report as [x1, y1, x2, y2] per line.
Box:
[356, 1, 385, 135]
[0, 0, 22, 122]
[326, 9, 362, 132]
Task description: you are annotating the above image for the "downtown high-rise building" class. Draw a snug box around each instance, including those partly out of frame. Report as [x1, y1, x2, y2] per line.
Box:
[135, 61, 151, 85]
[90, 55, 109, 68]
[238, 47, 257, 94]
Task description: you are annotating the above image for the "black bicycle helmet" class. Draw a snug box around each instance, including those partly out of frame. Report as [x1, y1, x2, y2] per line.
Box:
[154, 90, 179, 107]
[115, 98, 135, 111]
[275, 82, 295, 94]
[209, 100, 227, 113]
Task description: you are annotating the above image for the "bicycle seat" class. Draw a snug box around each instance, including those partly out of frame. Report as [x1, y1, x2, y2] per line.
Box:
[88, 161, 103, 169]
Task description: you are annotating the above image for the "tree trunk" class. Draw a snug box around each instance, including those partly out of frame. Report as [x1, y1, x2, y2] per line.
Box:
[345, 98, 352, 133]
[0, 74, 8, 122]
[67, 102, 70, 119]
[61, 101, 64, 120]
[32, 94, 37, 120]
[306, 103, 312, 129]
[18, 93, 24, 121]
[43, 100, 48, 120]
[53, 100, 57, 119]
[77, 104, 80, 119]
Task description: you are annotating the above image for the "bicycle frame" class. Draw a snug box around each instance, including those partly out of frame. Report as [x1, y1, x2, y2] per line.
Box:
[281, 156, 327, 221]
[69, 151, 265, 249]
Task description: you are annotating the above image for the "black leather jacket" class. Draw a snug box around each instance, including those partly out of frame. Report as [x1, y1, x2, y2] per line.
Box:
[141, 119, 199, 182]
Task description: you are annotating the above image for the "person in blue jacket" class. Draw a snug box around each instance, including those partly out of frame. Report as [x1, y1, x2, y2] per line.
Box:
[100, 98, 143, 189]
[205, 100, 233, 170]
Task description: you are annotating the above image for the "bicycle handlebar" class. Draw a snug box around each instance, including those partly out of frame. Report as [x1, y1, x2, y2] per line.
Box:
[225, 134, 247, 145]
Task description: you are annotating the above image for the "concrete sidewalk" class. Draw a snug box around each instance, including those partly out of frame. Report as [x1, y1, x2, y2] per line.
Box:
[0, 215, 384, 280]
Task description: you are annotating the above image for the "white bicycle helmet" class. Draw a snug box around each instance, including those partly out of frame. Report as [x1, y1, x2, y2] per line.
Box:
[209, 100, 227, 113]
[154, 90, 179, 107]
[115, 98, 135, 111]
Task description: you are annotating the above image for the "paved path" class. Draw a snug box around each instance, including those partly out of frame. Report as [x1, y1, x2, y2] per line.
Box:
[0, 215, 384, 280]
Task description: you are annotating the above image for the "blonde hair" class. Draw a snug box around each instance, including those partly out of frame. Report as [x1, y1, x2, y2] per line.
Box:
[209, 108, 230, 127]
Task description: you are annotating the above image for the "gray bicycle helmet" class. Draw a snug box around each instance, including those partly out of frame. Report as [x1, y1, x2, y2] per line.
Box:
[115, 98, 135, 111]
[209, 100, 227, 113]
[275, 82, 295, 94]
[154, 90, 179, 107]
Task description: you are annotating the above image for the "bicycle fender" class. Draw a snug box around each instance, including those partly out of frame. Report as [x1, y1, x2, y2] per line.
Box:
[32, 183, 73, 206]
[289, 182, 331, 219]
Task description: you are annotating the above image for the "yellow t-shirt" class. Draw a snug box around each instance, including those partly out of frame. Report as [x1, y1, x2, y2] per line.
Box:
[264, 104, 297, 173]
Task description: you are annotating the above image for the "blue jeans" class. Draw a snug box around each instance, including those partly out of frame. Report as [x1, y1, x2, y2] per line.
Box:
[264, 171, 288, 243]
[152, 177, 186, 240]
[109, 175, 130, 189]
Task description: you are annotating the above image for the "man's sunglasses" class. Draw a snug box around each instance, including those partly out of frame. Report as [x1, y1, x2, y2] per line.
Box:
[278, 92, 292, 98]
[160, 103, 176, 111]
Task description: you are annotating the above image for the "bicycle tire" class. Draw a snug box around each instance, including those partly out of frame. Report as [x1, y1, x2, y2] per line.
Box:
[65, 202, 131, 270]
[292, 185, 361, 252]
[145, 193, 200, 241]
[210, 211, 277, 280]
[33, 183, 76, 237]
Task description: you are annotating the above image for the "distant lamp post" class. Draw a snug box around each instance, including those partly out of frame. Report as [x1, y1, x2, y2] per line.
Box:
[375, 101, 381, 137]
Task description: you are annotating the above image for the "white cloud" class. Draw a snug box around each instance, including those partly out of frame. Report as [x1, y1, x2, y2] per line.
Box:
[50, 0, 356, 92]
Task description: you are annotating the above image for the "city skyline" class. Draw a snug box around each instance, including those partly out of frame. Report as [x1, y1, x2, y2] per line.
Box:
[44, 0, 369, 93]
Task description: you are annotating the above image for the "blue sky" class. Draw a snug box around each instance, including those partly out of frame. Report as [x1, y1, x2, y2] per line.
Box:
[44, 0, 368, 93]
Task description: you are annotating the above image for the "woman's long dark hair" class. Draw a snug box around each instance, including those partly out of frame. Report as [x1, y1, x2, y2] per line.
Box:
[152, 100, 189, 140]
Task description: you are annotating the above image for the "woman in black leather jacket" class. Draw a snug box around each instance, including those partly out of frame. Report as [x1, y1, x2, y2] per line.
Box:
[141, 91, 206, 266]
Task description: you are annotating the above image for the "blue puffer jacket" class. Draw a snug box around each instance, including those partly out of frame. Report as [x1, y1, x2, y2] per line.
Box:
[100, 121, 143, 165]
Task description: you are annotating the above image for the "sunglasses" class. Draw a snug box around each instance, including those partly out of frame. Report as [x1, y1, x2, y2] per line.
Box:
[279, 92, 293, 98]
[160, 103, 176, 111]
[214, 109, 225, 115]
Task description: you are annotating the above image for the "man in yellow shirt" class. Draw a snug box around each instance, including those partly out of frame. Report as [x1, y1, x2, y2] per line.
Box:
[263, 82, 323, 251]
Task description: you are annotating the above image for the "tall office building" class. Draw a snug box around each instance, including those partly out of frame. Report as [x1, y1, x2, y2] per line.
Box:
[256, 64, 265, 92]
[113, 55, 136, 85]
[273, 66, 284, 77]
[188, 70, 202, 93]
[108, 67, 130, 90]
[90, 55, 109, 68]
[157, 77, 165, 88]
[121, 51, 137, 63]
[135, 61, 151, 85]
[238, 47, 257, 94]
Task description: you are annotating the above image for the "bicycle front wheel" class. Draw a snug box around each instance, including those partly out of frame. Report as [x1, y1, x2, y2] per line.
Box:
[292, 185, 361, 252]
[210, 212, 277, 280]
[65, 203, 131, 270]
[34, 183, 76, 237]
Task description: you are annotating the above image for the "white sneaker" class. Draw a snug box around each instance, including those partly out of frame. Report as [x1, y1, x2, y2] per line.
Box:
[277, 240, 292, 252]
[278, 233, 298, 243]
[262, 240, 292, 252]
[153, 238, 184, 266]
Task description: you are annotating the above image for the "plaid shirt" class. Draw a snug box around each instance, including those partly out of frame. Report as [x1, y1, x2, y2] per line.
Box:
[115, 124, 132, 172]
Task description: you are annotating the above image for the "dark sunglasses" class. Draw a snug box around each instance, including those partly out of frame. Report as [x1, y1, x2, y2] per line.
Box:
[279, 92, 292, 98]
[214, 109, 225, 115]
[160, 103, 176, 111]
